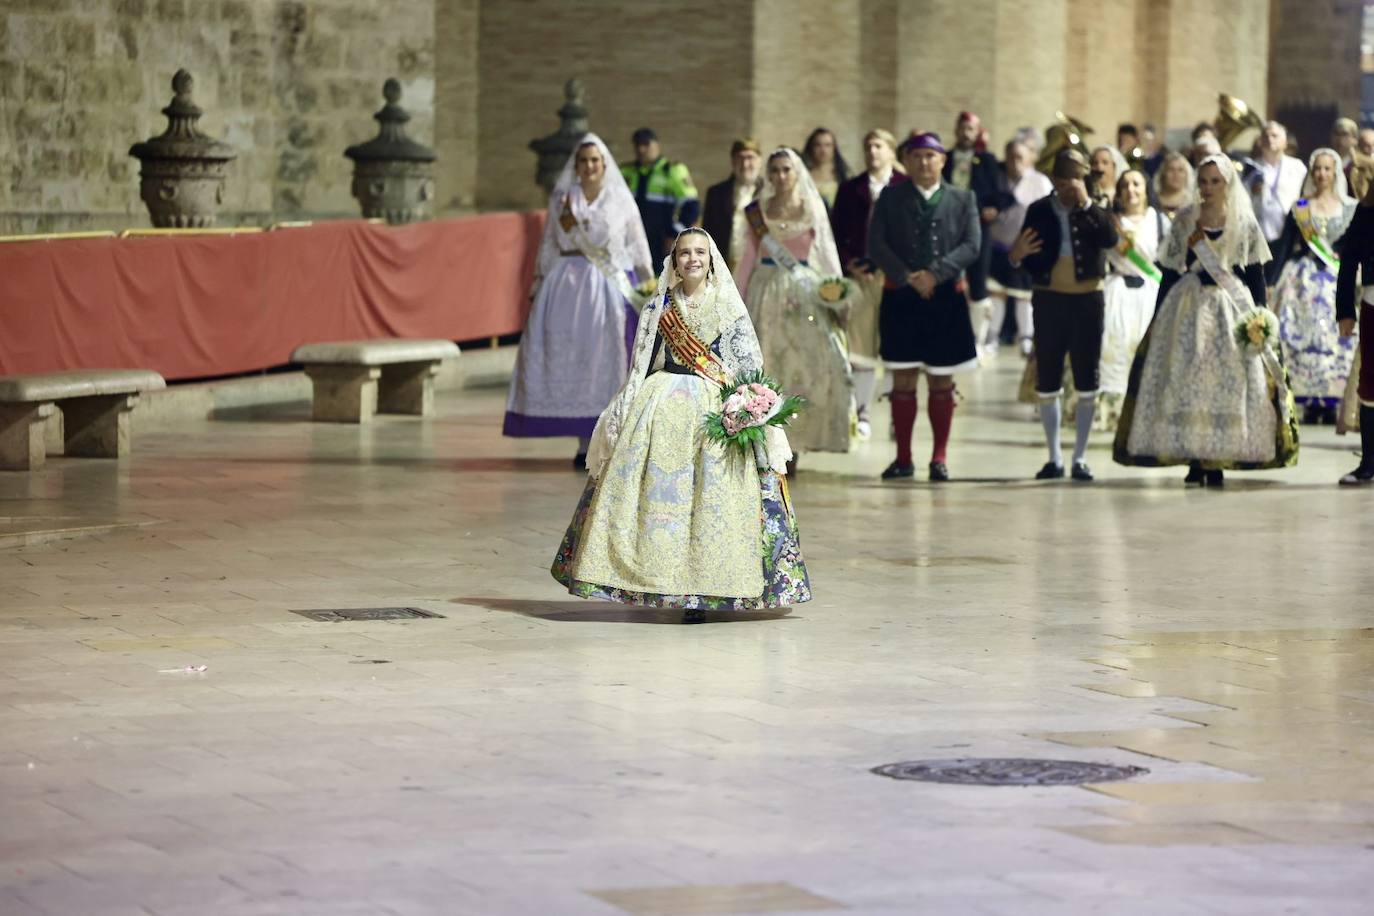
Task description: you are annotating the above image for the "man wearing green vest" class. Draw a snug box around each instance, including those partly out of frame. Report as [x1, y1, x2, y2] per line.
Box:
[621, 127, 701, 266]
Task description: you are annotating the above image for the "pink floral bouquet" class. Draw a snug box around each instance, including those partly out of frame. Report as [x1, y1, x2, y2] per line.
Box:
[703, 371, 805, 454]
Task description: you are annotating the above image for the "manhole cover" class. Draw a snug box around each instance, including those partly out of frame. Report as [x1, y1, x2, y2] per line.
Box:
[871, 758, 1148, 786]
[290, 607, 444, 622]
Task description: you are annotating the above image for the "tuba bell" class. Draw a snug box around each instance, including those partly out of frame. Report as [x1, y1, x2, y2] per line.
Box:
[1036, 111, 1094, 175]
[1215, 93, 1265, 153]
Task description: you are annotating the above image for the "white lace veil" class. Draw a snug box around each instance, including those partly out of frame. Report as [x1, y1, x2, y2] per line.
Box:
[1161, 153, 1271, 273]
[755, 147, 843, 276]
[1300, 147, 1354, 203]
[585, 228, 792, 478]
[537, 133, 652, 279]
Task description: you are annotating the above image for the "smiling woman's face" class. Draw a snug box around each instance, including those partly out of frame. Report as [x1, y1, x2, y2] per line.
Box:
[674, 230, 711, 285]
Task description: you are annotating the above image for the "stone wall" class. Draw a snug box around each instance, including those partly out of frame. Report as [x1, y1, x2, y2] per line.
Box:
[0, 0, 435, 234]
[8, 0, 1359, 235]
[473, 0, 753, 213]
[1268, 0, 1364, 157]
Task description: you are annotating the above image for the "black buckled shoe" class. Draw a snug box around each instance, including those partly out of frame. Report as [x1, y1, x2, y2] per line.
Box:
[1204, 469, 1224, 488]
[1184, 464, 1204, 486]
[1071, 461, 1094, 482]
[881, 461, 915, 480]
[928, 461, 949, 482]
[1339, 465, 1374, 486]
[1035, 462, 1065, 480]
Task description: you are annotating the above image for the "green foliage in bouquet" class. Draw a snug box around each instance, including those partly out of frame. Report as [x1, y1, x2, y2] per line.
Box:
[702, 370, 806, 455]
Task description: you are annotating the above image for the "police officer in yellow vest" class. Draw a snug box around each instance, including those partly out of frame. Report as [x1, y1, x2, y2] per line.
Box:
[621, 127, 701, 265]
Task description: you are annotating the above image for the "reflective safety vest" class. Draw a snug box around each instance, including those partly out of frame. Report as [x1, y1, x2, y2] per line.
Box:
[621, 157, 700, 260]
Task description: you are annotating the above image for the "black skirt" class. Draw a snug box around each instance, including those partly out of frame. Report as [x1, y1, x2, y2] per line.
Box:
[879, 281, 979, 373]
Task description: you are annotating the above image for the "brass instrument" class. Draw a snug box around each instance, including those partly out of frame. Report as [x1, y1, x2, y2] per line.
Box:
[1036, 111, 1094, 175]
[1215, 93, 1265, 152]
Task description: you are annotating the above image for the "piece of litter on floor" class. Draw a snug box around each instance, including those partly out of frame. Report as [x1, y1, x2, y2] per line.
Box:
[158, 665, 208, 674]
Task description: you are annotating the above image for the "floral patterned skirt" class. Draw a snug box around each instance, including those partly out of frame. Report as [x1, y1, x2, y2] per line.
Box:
[1275, 254, 1358, 406]
[551, 470, 812, 610]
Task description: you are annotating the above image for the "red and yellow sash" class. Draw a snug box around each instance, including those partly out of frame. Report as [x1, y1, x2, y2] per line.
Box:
[658, 305, 730, 387]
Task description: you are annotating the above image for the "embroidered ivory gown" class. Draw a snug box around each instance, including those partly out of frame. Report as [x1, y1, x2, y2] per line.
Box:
[735, 212, 853, 453]
[552, 277, 811, 610]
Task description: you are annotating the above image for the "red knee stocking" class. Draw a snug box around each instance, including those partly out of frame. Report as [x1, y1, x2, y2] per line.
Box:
[891, 390, 918, 466]
[928, 387, 956, 464]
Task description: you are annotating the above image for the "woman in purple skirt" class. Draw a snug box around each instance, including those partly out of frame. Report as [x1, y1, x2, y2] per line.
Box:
[503, 134, 653, 467]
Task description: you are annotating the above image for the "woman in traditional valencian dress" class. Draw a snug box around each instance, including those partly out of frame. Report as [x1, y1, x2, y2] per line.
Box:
[735, 148, 853, 464]
[1270, 147, 1358, 424]
[1096, 169, 1169, 430]
[552, 229, 810, 623]
[504, 134, 653, 467]
[1115, 154, 1299, 486]
[1151, 151, 1195, 220]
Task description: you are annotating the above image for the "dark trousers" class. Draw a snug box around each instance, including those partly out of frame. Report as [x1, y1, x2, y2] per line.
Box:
[1032, 289, 1105, 395]
[1361, 302, 1374, 404]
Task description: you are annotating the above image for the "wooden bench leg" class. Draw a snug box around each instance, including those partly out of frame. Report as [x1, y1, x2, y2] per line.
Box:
[61, 394, 139, 458]
[304, 365, 381, 423]
[378, 360, 440, 416]
[0, 403, 54, 471]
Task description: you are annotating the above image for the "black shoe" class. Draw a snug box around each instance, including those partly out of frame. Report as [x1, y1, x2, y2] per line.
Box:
[1184, 464, 1204, 486]
[1035, 462, 1065, 480]
[682, 608, 707, 624]
[928, 461, 949, 482]
[573, 452, 588, 470]
[1071, 461, 1094, 482]
[1339, 465, 1374, 486]
[1205, 469, 1224, 487]
[881, 461, 915, 480]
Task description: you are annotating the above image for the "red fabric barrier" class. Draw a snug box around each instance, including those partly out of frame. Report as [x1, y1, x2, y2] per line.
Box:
[0, 213, 545, 380]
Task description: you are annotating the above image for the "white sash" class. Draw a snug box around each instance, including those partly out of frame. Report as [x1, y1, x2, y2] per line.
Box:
[1191, 236, 1291, 424]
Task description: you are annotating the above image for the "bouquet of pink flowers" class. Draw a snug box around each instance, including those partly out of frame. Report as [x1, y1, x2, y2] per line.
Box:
[703, 371, 805, 454]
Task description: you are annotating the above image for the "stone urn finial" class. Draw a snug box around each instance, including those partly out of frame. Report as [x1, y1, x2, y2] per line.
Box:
[128, 68, 237, 228]
[344, 79, 437, 224]
[528, 79, 590, 192]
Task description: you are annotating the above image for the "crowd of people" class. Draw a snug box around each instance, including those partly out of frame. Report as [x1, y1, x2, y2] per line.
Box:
[503, 110, 1374, 617]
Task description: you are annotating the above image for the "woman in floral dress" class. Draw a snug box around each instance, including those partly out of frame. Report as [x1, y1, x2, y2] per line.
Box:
[552, 229, 811, 623]
[1270, 147, 1358, 424]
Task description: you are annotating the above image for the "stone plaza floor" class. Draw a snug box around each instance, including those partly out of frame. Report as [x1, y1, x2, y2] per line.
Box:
[2, 356, 1372, 915]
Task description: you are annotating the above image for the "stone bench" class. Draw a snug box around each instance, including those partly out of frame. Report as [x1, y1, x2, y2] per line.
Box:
[291, 339, 461, 423]
[0, 370, 166, 471]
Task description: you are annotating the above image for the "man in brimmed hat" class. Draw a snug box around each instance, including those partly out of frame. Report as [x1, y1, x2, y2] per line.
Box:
[1010, 148, 1118, 482]
[621, 127, 700, 265]
[868, 130, 982, 481]
[701, 137, 763, 273]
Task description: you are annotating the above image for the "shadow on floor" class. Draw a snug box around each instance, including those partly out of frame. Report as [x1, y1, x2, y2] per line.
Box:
[222, 456, 580, 473]
[454, 595, 793, 625]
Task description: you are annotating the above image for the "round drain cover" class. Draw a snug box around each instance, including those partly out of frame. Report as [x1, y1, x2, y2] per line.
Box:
[871, 757, 1148, 786]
